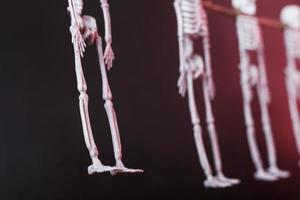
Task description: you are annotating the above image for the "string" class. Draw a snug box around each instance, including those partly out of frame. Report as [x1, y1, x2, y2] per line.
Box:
[202, 0, 291, 31]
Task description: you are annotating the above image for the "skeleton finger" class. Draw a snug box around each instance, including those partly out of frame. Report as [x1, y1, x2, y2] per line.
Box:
[108, 59, 113, 70]
[178, 74, 187, 97]
[193, 69, 202, 79]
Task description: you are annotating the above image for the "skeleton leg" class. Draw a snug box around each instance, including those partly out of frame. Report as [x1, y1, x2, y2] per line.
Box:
[95, 36, 143, 175]
[186, 73, 230, 188]
[286, 78, 300, 166]
[257, 85, 290, 178]
[240, 71, 277, 181]
[202, 79, 240, 185]
[72, 42, 114, 175]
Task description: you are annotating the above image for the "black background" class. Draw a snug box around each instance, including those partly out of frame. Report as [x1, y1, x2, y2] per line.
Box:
[0, 0, 300, 199]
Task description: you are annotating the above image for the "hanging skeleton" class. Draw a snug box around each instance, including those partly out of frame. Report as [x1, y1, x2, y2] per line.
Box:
[173, 0, 240, 188]
[280, 5, 300, 167]
[67, 0, 143, 175]
[232, 0, 290, 181]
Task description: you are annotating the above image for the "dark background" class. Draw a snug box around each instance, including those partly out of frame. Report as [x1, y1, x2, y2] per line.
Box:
[0, 0, 300, 199]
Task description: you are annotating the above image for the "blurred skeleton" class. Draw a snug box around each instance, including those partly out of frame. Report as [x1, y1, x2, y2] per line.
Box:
[67, 0, 143, 175]
[232, 0, 290, 181]
[281, 5, 300, 167]
[174, 0, 240, 188]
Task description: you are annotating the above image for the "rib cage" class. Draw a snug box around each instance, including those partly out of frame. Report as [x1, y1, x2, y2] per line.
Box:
[237, 16, 261, 51]
[178, 0, 206, 36]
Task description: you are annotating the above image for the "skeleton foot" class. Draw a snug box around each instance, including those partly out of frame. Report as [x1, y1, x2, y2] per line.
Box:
[254, 169, 278, 181]
[216, 173, 240, 185]
[203, 176, 232, 188]
[88, 159, 115, 175]
[267, 166, 290, 179]
[110, 160, 143, 176]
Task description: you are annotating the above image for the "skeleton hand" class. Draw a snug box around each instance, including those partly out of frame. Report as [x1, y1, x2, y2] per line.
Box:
[241, 71, 253, 101]
[70, 25, 86, 57]
[177, 55, 204, 97]
[249, 65, 259, 86]
[191, 55, 204, 79]
[104, 44, 115, 70]
[178, 71, 188, 97]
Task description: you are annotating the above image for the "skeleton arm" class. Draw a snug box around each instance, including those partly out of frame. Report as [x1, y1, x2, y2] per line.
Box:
[100, 0, 115, 69]
[284, 31, 296, 79]
[174, 0, 205, 96]
[68, 0, 86, 57]
[174, 0, 188, 96]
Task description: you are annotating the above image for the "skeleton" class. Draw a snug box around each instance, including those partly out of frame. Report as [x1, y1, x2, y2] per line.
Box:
[232, 0, 290, 181]
[67, 0, 143, 175]
[280, 5, 300, 167]
[174, 0, 240, 188]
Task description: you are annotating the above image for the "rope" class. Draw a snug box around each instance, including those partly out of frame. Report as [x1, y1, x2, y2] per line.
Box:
[202, 1, 290, 31]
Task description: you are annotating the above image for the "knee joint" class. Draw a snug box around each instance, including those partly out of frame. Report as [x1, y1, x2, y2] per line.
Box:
[102, 87, 112, 101]
[79, 92, 88, 101]
[77, 83, 87, 94]
[191, 117, 200, 126]
[206, 117, 215, 125]
[207, 123, 215, 132]
[246, 121, 254, 127]
[193, 124, 201, 134]
[104, 100, 113, 109]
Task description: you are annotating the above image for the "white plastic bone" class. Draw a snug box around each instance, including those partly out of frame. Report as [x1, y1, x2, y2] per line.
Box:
[67, 0, 143, 175]
[232, 0, 290, 180]
[174, 0, 240, 188]
[281, 5, 300, 167]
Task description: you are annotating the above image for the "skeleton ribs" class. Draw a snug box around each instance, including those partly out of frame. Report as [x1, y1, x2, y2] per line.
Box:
[233, 0, 290, 181]
[67, 0, 143, 175]
[174, 0, 240, 188]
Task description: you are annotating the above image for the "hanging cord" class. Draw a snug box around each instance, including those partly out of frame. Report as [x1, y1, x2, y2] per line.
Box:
[202, 0, 290, 30]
